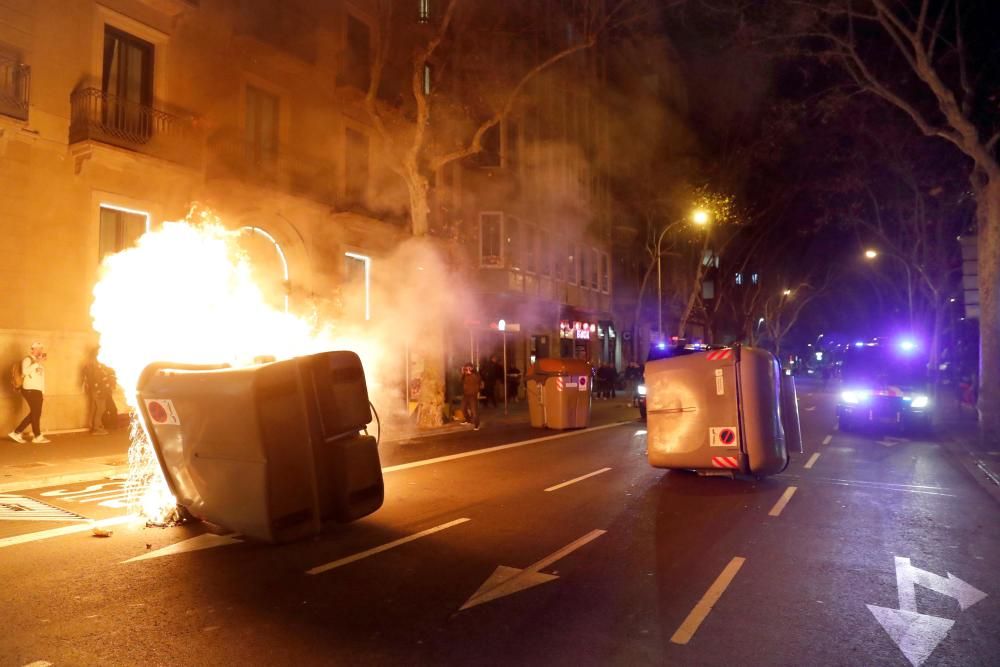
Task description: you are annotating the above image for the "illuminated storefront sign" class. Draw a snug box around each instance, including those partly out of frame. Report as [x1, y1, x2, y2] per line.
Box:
[560, 320, 597, 340]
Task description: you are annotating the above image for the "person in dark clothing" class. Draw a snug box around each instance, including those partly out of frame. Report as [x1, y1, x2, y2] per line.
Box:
[605, 364, 618, 399]
[83, 347, 117, 435]
[461, 364, 482, 430]
[482, 355, 500, 407]
[506, 365, 522, 403]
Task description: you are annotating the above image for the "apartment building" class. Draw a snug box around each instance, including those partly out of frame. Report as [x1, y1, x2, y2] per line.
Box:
[1, 0, 406, 431]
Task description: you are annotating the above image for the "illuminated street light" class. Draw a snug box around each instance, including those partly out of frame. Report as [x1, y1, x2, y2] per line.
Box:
[864, 249, 878, 259]
[655, 208, 713, 334]
[863, 248, 914, 332]
[783, 289, 792, 296]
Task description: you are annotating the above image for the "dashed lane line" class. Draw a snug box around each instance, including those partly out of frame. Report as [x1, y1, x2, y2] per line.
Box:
[822, 435, 833, 445]
[804, 453, 821, 469]
[768, 487, 798, 517]
[545, 467, 612, 492]
[306, 518, 471, 575]
[670, 557, 746, 645]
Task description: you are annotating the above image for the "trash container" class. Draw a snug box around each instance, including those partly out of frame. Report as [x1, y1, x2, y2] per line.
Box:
[525, 358, 592, 430]
[137, 350, 384, 543]
[645, 346, 790, 477]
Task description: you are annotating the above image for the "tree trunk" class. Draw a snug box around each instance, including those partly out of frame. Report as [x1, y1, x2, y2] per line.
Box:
[406, 169, 430, 237]
[631, 256, 658, 359]
[975, 172, 1000, 445]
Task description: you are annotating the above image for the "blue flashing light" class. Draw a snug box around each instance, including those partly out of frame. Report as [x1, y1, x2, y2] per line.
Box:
[854, 341, 865, 347]
[656, 342, 667, 351]
[841, 389, 871, 404]
[898, 339, 917, 353]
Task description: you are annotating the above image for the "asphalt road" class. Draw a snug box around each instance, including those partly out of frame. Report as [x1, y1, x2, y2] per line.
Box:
[1, 384, 997, 666]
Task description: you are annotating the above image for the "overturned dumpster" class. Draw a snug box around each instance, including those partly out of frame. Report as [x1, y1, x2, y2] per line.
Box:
[136, 351, 384, 543]
[645, 346, 801, 477]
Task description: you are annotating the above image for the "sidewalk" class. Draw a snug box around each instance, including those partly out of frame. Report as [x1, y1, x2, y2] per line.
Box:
[1, 395, 638, 493]
[934, 396, 1000, 505]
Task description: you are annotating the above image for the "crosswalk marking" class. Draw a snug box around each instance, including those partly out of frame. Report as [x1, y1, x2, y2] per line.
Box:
[0, 495, 87, 522]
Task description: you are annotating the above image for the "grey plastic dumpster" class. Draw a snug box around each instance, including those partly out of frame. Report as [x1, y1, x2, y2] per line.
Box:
[525, 358, 592, 430]
[645, 346, 789, 477]
[136, 351, 384, 543]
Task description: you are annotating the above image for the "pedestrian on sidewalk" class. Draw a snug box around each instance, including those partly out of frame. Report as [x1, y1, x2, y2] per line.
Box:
[83, 346, 116, 436]
[9, 342, 50, 444]
[482, 355, 500, 408]
[461, 364, 482, 430]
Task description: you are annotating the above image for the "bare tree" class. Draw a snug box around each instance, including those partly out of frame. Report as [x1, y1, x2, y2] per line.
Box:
[780, 0, 1000, 441]
[362, 0, 652, 426]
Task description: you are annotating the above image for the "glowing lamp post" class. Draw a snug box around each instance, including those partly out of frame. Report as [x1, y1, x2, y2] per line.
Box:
[656, 209, 712, 336]
[864, 248, 914, 331]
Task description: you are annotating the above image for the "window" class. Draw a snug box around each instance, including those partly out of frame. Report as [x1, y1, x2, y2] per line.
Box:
[735, 272, 743, 286]
[601, 252, 610, 292]
[566, 245, 576, 284]
[345, 127, 369, 201]
[702, 280, 715, 300]
[102, 26, 153, 138]
[524, 225, 537, 273]
[480, 212, 503, 267]
[418, 0, 431, 22]
[506, 119, 519, 167]
[99, 205, 148, 262]
[702, 250, 719, 268]
[344, 252, 371, 320]
[590, 248, 601, 290]
[540, 233, 551, 277]
[245, 85, 278, 166]
[578, 246, 587, 287]
[344, 14, 371, 90]
[505, 216, 520, 269]
[423, 64, 432, 95]
[554, 240, 565, 280]
[751, 272, 759, 285]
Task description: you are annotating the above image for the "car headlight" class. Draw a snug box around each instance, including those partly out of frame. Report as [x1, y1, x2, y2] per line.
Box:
[841, 389, 870, 404]
[910, 395, 930, 409]
[637, 384, 647, 396]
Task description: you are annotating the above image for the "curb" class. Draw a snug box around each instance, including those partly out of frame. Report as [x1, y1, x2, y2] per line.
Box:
[939, 431, 1000, 506]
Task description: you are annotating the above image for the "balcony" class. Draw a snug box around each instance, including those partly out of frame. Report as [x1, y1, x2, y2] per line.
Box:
[0, 56, 30, 121]
[69, 88, 202, 166]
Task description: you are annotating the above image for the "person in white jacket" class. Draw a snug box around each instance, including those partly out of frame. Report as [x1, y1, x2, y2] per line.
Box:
[9, 342, 49, 444]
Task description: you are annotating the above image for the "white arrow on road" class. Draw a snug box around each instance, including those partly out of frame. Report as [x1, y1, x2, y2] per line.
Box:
[460, 529, 606, 611]
[123, 533, 242, 563]
[894, 556, 987, 612]
[866, 605, 954, 667]
[868, 556, 988, 666]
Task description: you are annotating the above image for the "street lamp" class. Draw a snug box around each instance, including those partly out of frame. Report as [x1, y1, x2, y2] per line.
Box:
[782, 289, 792, 296]
[656, 209, 712, 335]
[864, 248, 914, 331]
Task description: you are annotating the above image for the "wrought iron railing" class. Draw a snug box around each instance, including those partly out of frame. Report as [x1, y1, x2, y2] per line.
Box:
[0, 56, 30, 120]
[69, 87, 201, 163]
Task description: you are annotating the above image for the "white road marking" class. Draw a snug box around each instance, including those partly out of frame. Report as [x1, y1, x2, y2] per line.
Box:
[822, 435, 833, 445]
[0, 515, 138, 549]
[460, 529, 606, 611]
[867, 556, 987, 666]
[381, 421, 630, 474]
[23, 661, 53, 667]
[123, 533, 242, 563]
[768, 487, 798, 517]
[306, 518, 471, 575]
[545, 467, 612, 492]
[0, 495, 87, 522]
[670, 556, 746, 645]
[804, 453, 821, 469]
[804, 406, 816, 411]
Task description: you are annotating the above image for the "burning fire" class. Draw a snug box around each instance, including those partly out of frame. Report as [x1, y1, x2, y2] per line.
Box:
[92, 207, 381, 523]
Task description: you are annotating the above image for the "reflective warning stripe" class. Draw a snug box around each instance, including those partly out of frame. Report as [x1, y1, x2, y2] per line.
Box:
[706, 349, 733, 361]
[711, 456, 739, 469]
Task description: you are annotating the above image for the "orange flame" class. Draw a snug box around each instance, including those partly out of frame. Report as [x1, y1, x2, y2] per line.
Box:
[92, 207, 381, 522]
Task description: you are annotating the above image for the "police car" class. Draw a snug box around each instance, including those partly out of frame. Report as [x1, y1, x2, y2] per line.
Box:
[836, 339, 932, 433]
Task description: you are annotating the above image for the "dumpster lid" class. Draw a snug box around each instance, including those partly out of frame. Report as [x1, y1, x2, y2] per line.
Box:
[529, 357, 592, 377]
